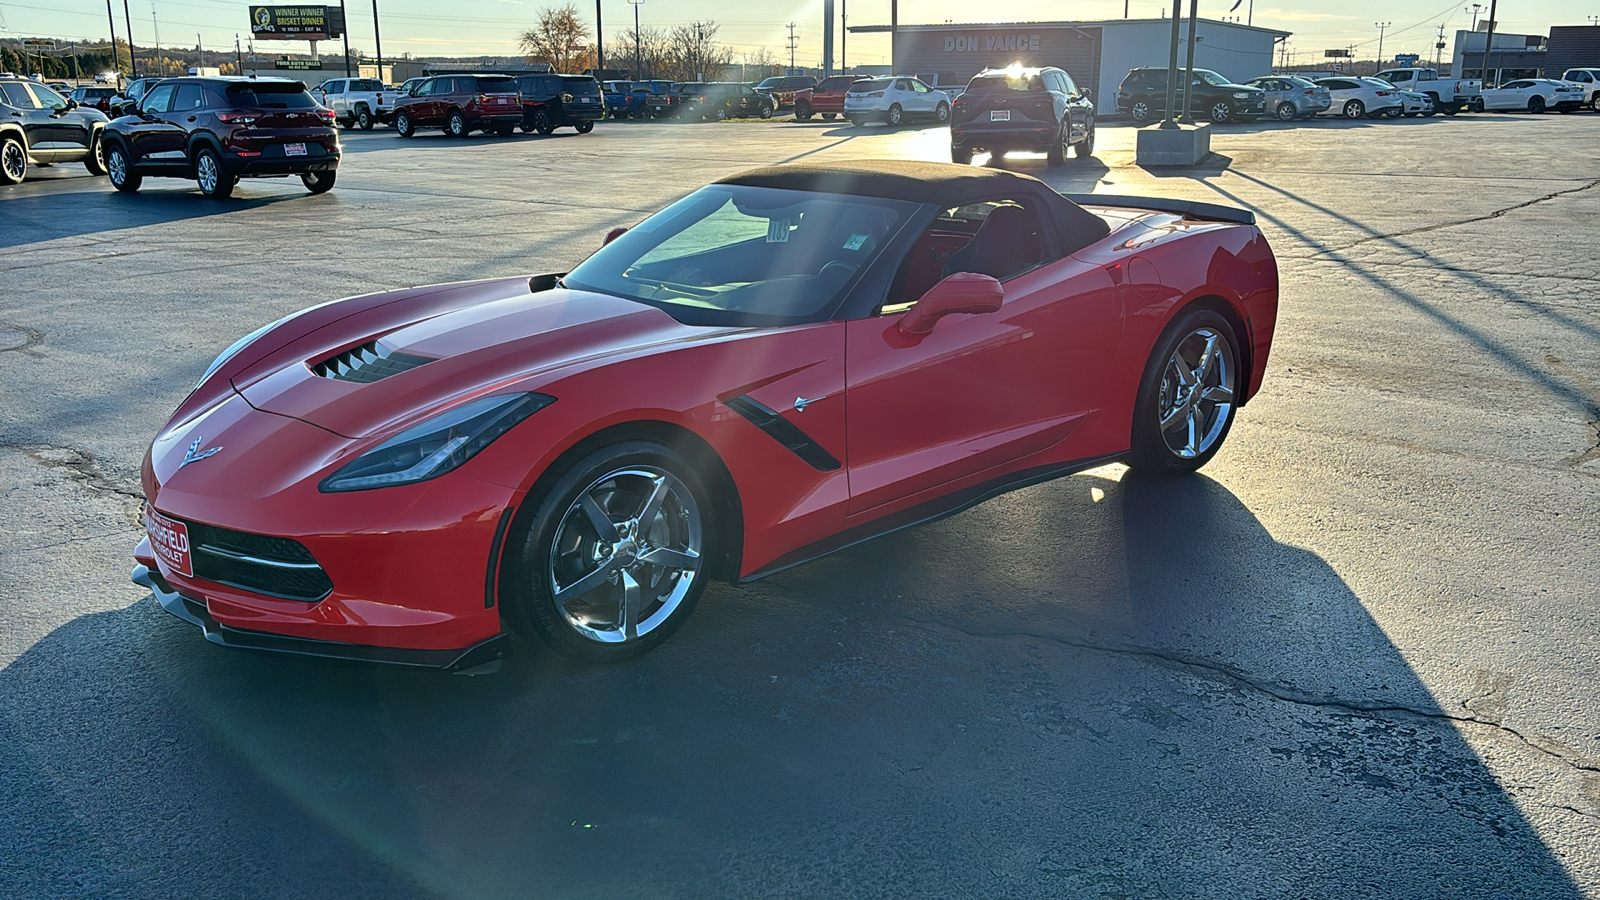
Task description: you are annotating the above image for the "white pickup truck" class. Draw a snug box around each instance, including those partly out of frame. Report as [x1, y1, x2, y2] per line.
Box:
[314, 77, 400, 130]
[1373, 68, 1482, 114]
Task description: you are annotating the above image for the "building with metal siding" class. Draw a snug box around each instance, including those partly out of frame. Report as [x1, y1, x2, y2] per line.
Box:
[849, 18, 1289, 115]
[1449, 30, 1549, 82]
[1546, 26, 1600, 76]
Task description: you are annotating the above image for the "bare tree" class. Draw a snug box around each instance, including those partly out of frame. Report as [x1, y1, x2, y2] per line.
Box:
[663, 22, 732, 81]
[520, 4, 595, 74]
[611, 25, 672, 81]
[742, 47, 781, 79]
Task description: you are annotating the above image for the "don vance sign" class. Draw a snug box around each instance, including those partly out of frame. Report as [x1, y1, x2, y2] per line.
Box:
[944, 33, 1043, 53]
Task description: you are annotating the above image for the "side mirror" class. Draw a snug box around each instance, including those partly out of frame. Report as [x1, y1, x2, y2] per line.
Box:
[63, 99, 78, 110]
[899, 272, 1003, 336]
[1081, 88, 1093, 102]
[603, 226, 629, 246]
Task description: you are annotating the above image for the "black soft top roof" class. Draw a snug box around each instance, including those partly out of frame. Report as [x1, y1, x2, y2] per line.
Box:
[718, 159, 1111, 247]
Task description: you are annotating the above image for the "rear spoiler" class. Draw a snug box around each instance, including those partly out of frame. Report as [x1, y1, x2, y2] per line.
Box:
[1062, 193, 1256, 225]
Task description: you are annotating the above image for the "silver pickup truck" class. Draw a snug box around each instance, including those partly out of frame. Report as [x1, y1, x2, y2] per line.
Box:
[314, 77, 399, 129]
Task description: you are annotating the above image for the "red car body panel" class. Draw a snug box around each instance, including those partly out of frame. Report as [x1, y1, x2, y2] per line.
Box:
[137, 184, 1277, 664]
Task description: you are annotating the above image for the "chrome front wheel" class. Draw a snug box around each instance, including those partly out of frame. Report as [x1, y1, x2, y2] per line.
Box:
[510, 441, 714, 662]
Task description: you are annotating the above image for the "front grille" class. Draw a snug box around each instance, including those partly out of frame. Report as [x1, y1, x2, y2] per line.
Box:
[186, 520, 334, 602]
[310, 340, 433, 384]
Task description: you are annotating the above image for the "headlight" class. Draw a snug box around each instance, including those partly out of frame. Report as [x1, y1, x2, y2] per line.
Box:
[1233, 92, 1252, 100]
[319, 393, 553, 492]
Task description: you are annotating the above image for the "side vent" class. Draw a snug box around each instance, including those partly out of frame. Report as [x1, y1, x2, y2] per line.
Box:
[310, 340, 434, 384]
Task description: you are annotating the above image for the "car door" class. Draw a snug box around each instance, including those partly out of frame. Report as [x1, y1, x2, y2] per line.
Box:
[409, 78, 437, 123]
[1483, 80, 1525, 110]
[1061, 71, 1093, 140]
[126, 82, 187, 169]
[0, 81, 56, 156]
[843, 199, 1123, 515]
[26, 83, 92, 157]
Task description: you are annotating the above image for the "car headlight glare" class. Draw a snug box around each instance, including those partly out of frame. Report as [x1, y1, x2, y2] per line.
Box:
[318, 392, 554, 492]
[1233, 92, 1252, 99]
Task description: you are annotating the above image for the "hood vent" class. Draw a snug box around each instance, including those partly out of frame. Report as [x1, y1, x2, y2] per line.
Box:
[310, 340, 434, 384]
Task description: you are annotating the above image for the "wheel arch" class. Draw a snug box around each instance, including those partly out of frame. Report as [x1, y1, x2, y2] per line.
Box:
[500, 418, 745, 588]
[1166, 293, 1254, 407]
[185, 130, 224, 160]
[0, 121, 28, 149]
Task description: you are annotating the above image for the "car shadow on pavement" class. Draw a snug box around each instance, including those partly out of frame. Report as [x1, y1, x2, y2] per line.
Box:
[0, 470, 1582, 897]
[0, 189, 307, 251]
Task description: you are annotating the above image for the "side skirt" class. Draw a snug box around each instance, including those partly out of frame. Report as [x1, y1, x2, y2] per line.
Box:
[739, 452, 1127, 583]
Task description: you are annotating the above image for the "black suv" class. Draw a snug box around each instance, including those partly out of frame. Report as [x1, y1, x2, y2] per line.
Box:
[950, 66, 1095, 166]
[103, 77, 339, 198]
[681, 83, 772, 121]
[515, 74, 604, 134]
[1115, 67, 1265, 123]
[0, 77, 109, 184]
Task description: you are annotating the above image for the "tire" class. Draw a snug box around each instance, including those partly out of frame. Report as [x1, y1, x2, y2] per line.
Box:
[1592, 95, 1600, 112]
[301, 169, 336, 194]
[1441, 104, 1459, 116]
[1275, 101, 1297, 121]
[1129, 96, 1151, 122]
[105, 141, 139, 191]
[193, 147, 234, 199]
[83, 133, 107, 176]
[1127, 308, 1241, 475]
[1047, 120, 1069, 166]
[0, 134, 26, 185]
[447, 109, 467, 137]
[1528, 96, 1545, 114]
[795, 101, 813, 120]
[357, 107, 374, 130]
[935, 101, 949, 123]
[821, 112, 836, 120]
[396, 110, 415, 137]
[759, 105, 772, 119]
[494, 123, 516, 136]
[576, 121, 594, 133]
[887, 103, 903, 126]
[1209, 100, 1232, 123]
[1342, 99, 1365, 119]
[1072, 120, 1095, 159]
[533, 110, 555, 134]
[951, 145, 973, 164]
[505, 440, 716, 663]
[848, 115, 866, 127]
[715, 108, 728, 121]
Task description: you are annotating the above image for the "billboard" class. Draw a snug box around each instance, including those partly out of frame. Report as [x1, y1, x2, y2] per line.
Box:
[249, 6, 344, 41]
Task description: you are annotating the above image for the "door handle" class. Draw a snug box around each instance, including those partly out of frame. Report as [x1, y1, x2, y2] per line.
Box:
[187, 116, 197, 122]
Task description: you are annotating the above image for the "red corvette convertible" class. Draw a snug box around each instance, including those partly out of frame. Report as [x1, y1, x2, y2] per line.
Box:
[132, 160, 1278, 671]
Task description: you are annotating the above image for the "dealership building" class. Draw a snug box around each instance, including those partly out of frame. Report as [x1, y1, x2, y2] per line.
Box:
[849, 18, 1290, 115]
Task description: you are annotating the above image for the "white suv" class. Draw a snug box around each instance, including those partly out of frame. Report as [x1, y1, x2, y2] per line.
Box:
[1560, 69, 1600, 111]
[844, 77, 952, 127]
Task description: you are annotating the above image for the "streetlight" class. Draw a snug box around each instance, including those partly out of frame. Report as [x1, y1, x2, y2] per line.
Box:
[627, 0, 644, 81]
[1464, 4, 1483, 31]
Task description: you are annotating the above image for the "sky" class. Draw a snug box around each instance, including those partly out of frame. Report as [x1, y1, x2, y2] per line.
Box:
[0, 0, 1589, 69]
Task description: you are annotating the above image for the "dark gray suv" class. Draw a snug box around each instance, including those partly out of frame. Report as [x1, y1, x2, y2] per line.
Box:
[1115, 67, 1266, 123]
[0, 77, 109, 184]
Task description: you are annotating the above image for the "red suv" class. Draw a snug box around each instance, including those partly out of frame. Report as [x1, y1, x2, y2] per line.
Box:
[393, 74, 522, 138]
[793, 75, 867, 120]
[102, 77, 339, 198]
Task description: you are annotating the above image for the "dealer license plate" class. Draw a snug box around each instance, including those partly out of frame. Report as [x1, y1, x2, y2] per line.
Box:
[145, 507, 192, 578]
[990, 109, 1010, 121]
[284, 142, 307, 157]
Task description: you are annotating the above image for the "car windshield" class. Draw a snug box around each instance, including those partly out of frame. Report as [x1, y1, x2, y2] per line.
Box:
[561, 76, 600, 95]
[350, 79, 382, 91]
[477, 76, 520, 93]
[757, 77, 784, 89]
[1284, 76, 1316, 88]
[225, 83, 316, 108]
[1195, 70, 1231, 86]
[849, 78, 892, 92]
[563, 185, 918, 326]
[1362, 78, 1397, 89]
[967, 72, 1044, 93]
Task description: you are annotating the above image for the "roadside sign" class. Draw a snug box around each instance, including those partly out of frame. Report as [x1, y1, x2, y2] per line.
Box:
[22, 39, 56, 50]
[1329, 62, 1343, 72]
[1324, 49, 1351, 58]
[274, 58, 325, 70]
[1395, 53, 1420, 66]
[249, 6, 345, 41]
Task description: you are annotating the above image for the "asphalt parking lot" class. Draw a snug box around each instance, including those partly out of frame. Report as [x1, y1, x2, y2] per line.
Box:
[3, 112, 1599, 898]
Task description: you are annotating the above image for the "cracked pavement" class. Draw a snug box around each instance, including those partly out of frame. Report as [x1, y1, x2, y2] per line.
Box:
[1, 113, 1598, 897]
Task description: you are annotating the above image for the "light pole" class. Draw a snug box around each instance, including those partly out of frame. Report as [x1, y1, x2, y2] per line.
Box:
[1464, 4, 1483, 31]
[1374, 22, 1391, 71]
[122, 0, 138, 76]
[627, 0, 643, 80]
[152, 8, 162, 76]
[371, 0, 385, 85]
[1161, 0, 1181, 129]
[105, 0, 121, 77]
[595, 0, 604, 76]
[1179, 0, 1198, 123]
[340, 0, 352, 76]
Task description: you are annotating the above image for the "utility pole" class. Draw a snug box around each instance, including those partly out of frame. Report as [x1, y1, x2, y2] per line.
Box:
[786, 22, 798, 75]
[821, 0, 833, 77]
[594, 0, 603, 76]
[1479, 0, 1497, 86]
[196, 33, 202, 70]
[105, 0, 121, 77]
[152, 8, 161, 76]
[235, 34, 242, 73]
[340, 0, 351, 76]
[889, 0, 896, 72]
[840, 0, 846, 71]
[1374, 21, 1391, 70]
[627, 0, 643, 80]
[695, 21, 703, 80]
[1434, 23, 1446, 68]
[371, 0, 385, 84]
[122, 0, 138, 76]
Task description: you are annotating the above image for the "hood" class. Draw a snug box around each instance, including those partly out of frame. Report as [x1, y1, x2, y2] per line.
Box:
[236, 280, 731, 439]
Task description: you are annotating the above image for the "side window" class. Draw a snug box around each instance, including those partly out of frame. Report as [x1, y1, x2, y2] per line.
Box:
[885, 200, 1044, 310]
[172, 84, 205, 111]
[413, 80, 433, 97]
[912, 80, 930, 93]
[26, 84, 68, 110]
[1061, 73, 1079, 94]
[895, 79, 911, 90]
[142, 83, 176, 113]
[1, 82, 40, 108]
[325, 81, 341, 94]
